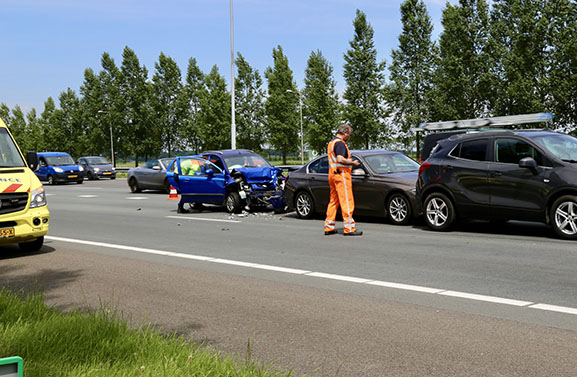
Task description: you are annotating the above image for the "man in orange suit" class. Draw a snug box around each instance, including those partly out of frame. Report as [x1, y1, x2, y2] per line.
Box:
[324, 123, 363, 236]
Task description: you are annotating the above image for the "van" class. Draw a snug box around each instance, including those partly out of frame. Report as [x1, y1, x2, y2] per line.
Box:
[0, 118, 49, 251]
[36, 152, 84, 184]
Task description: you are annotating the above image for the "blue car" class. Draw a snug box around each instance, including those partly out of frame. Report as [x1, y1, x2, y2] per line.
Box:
[36, 152, 84, 185]
[167, 149, 286, 213]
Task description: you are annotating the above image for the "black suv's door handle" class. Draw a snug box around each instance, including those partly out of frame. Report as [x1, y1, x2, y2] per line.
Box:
[490, 171, 502, 177]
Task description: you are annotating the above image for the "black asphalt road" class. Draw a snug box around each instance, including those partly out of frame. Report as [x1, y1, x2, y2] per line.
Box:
[1, 178, 577, 376]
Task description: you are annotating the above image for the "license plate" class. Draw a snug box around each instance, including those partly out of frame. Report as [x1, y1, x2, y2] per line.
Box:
[68, 175, 78, 178]
[0, 228, 15, 238]
[103, 172, 111, 175]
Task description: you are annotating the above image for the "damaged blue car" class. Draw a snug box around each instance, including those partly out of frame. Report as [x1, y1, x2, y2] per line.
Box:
[167, 149, 286, 214]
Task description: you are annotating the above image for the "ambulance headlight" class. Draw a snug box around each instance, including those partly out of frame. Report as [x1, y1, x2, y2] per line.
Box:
[30, 187, 47, 208]
[54, 167, 64, 173]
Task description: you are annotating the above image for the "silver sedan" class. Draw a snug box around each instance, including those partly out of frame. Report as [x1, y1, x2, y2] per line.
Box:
[127, 158, 175, 193]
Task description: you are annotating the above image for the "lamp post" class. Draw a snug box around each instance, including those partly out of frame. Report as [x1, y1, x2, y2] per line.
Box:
[230, 0, 236, 149]
[286, 89, 304, 164]
[97, 110, 114, 167]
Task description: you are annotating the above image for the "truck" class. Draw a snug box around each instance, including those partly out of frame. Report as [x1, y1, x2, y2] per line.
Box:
[0, 118, 49, 251]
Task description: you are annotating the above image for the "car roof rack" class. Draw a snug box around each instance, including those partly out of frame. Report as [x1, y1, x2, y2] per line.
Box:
[414, 112, 553, 132]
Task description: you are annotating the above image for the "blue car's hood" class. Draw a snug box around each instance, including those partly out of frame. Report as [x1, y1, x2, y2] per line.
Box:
[54, 164, 81, 171]
[233, 166, 281, 183]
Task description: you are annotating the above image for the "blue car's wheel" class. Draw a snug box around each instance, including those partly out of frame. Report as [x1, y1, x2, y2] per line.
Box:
[225, 192, 242, 214]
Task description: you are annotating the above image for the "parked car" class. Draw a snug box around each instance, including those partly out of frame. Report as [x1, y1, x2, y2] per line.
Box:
[127, 158, 174, 193]
[36, 152, 84, 185]
[167, 149, 286, 213]
[284, 150, 420, 225]
[417, 129, 577, 240]
[77, 156, 116, 180]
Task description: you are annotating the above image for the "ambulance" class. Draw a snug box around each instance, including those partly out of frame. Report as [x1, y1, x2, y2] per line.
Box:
[0, 118, 49, 251]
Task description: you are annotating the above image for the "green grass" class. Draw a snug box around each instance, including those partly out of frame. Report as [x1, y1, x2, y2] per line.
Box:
[0, 289, 293, 377]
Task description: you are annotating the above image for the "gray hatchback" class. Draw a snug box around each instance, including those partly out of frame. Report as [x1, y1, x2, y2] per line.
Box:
[77, 156, 116, 180]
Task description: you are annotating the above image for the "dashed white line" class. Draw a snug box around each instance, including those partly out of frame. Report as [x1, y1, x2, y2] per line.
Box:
[78, 195, 99, 198]
[126, 197, 149, 200]
[45, 236, 577, 317]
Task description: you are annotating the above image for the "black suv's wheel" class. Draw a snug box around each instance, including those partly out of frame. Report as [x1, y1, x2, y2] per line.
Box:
[423, 192, 455, 231]
[387, 193, 411, 225]
[129, 177, 141, 193]
[19, 236, 44, 252]
[295, 191, 315, 219]
[551, 195, 577, 240]
[225, 192, 243, 214]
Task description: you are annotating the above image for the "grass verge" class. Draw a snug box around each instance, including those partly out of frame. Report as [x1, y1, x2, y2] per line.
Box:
[0, 289, 293, 377]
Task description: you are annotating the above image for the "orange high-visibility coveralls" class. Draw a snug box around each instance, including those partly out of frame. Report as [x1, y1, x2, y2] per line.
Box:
[324, 136, 357, 234]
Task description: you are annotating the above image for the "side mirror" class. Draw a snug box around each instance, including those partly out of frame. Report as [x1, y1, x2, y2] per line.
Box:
[519, 157, 538, 174]
[153, 166, 161, 170]
[26, 151, 38, 171]
[205, 168, 214, 177]
[352, 168, 366, 177]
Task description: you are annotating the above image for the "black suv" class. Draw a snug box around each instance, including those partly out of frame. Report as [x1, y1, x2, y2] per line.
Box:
[417, 130, 577, 240]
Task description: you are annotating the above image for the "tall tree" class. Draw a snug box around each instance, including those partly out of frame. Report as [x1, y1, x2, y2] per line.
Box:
[265, 45, 299, 164]
[50, 89, 82, 156]
[303, 50, 341, 155]
[387, 0, 437, 149]
[343, 9, 388, 149]
[198, 65, 231, 150]
[235, 53, 266, 152]
[152, 53, 183, 157]
[119, 47, 155, 165]
[433, 0, 491, 121]
[80, 67, 108, 156]
[180, 58, 205, 153]
[489, 0, 550, 115]
[545, 0, 577, 131]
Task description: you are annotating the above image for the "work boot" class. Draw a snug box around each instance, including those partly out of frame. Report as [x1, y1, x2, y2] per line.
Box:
[324, 230, 337, 236]
[344, 230, 363, 236]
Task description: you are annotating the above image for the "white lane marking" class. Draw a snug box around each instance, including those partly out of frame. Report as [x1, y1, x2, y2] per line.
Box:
[45, 236, 577, 316]
[529, 304, 577, 315]
[439, 291, 532, 306]
[306, 272, 372, 283]
[126, 197, 148, 200]
[166, 215, 240, 224]
[367, 280, 444, 294]
[78, 195, 98, 198]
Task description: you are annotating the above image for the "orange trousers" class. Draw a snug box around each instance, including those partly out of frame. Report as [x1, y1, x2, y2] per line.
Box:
[324, 170, 356, 234]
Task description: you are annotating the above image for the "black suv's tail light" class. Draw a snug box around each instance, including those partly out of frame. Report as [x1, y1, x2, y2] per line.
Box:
[418, 162, 431, 177]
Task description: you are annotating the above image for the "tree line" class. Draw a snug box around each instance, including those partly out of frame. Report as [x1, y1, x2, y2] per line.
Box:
[2, 0, 577, 165]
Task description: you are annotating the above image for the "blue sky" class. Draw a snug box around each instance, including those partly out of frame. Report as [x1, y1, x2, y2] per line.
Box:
[2, 0, 455, 114]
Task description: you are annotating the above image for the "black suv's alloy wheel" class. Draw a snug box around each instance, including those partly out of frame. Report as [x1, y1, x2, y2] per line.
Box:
[424, 192, 455, 231]
[551, 195, 577, 240]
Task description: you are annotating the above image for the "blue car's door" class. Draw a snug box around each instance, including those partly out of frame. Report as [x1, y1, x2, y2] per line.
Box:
[176, 157, 226, 204]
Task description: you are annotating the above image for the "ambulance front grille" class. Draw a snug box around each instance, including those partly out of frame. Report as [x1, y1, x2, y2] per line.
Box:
[0, 193, 29, 214]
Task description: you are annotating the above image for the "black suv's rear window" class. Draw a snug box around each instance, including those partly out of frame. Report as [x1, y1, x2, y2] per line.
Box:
[449, 139, 488, 161]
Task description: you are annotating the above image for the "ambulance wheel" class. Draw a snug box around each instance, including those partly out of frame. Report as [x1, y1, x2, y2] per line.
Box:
[225, 192, 242, 214]
[19, 236, 44, 252]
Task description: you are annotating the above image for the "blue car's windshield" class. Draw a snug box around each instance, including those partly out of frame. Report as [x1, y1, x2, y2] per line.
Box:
[45, 155, 75, 166]
[224, 154, 271, 169]
[364, 153, 420, 174]
[0, 128, 26, 168]
[529, 133, 577, 162]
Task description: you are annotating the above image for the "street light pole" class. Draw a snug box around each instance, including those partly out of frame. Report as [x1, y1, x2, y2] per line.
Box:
[230, 0, 236, 149]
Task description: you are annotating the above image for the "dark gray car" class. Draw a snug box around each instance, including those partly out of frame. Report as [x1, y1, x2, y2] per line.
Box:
[127, 158, 175, 193]
[77, 156, 116, 180]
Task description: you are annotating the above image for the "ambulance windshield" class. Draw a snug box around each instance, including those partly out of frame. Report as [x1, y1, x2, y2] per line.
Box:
[0, 128, 26, 168]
